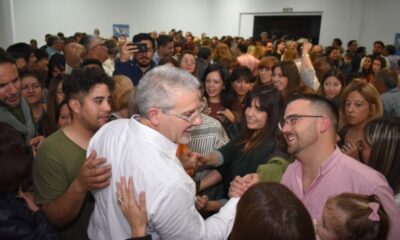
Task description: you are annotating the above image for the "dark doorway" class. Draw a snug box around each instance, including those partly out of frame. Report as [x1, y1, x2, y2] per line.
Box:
[253, 15, 321, 43]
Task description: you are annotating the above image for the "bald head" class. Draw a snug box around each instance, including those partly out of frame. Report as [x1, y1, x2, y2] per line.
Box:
[64, 43, 86, 68]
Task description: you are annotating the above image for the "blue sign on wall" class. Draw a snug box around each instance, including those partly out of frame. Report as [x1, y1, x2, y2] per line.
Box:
[113, 24, 129, 37]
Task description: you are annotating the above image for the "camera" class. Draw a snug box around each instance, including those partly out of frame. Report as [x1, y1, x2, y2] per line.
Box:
[128, 42, 148, 53]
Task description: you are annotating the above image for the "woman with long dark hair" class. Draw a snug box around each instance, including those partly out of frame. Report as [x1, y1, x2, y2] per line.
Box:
[197, 86, 284, 213]
[359, 116, 400, 206]
[272, 61, 302, 102]
[201, 63, 230, 122]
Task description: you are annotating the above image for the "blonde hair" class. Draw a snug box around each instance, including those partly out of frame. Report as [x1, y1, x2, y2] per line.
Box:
[111, 75, 134, 112]
[252, 45, 265, 60]
[282, 40, 297, 61]
[212, 43, 233, 62]
[339, 80, 383, 129]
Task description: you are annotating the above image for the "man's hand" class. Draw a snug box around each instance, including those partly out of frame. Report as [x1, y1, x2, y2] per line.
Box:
[228, 173, 259, 198]
[120, 41, 138, 63]
[195, 195, 209, 210]
[75, 150, 112, 193]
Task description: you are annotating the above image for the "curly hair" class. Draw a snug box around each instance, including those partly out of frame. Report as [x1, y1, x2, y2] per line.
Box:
[63, 67, 114, 103]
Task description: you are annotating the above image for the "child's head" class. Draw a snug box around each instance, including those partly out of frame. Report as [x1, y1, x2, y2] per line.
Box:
[231, 182, 315, 240]
[318, 193, 389, 240]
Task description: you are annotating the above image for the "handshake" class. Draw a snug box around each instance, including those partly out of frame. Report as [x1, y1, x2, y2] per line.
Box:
[178, 149, 260, 198]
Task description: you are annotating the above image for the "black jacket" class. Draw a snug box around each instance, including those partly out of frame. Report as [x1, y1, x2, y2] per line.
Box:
[0, 192, 59, 240]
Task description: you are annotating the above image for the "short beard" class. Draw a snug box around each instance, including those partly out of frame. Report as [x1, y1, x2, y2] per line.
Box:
[178, 133, 192, 144]
[136, 59, 151, 68]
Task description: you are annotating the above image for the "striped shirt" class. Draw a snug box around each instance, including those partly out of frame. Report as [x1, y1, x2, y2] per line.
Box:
[188, 113, 230, 199]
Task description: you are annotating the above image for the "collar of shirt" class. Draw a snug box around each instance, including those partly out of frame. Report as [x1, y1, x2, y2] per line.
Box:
[130, 115, 179, 163]
[293, 147, 341, 175]
[292, 147, 342, 193]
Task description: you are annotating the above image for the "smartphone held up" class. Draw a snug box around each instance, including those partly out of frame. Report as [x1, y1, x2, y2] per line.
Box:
[127, 42, 148, 53]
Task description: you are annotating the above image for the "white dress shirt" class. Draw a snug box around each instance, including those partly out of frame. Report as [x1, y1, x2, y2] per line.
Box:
[87, 117, 238, 240]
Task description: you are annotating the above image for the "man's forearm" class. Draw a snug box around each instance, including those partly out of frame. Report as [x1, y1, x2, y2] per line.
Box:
[41, 179, 87, 226]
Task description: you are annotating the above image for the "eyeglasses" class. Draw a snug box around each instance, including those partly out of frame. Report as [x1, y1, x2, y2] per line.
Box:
[278, 114, 323, 130]
[163, 102, 205, 123]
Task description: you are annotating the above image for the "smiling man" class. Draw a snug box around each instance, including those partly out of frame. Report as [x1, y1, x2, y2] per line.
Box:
[0, 51, 43, 148]
[279, 94, 400, 239]
[88, 66, 239, 240]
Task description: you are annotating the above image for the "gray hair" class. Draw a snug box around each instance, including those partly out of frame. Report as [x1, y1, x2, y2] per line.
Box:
[136, 66, 200, 117]
[80, 35, 101, 52]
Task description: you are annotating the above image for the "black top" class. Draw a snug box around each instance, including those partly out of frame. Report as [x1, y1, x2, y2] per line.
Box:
[217, 137, 276, 197]
[0, 191, 59, 239]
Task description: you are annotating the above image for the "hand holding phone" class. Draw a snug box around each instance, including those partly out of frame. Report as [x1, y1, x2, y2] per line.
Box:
[128, 43, 148, 53]
[120, 41, 137, 62]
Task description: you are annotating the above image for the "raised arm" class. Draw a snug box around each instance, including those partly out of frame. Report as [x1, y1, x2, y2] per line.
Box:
[301, 42, 319, 91]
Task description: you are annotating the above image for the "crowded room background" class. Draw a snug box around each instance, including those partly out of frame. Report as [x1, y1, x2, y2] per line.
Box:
[1, 3, 400, 239]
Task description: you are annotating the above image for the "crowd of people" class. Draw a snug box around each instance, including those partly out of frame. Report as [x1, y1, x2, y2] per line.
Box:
[0, 28, 399, 240]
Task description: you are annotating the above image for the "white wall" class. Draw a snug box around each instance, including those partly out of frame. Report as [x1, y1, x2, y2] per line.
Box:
[211, 0, 367, 48]
[361, 0, 400, 49]
[0, 0, 16, 49]
[1, 0, 399, 54]
[212, 0, 400, 52]
[11, 0, 211, 47]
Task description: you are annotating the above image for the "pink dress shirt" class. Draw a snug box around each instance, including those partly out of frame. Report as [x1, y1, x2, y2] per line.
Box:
[281, 147, 400, 239]
[237, 54, 260, 75]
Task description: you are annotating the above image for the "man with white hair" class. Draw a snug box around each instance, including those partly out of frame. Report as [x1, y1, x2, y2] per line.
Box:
[88, 66, 239, 240]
